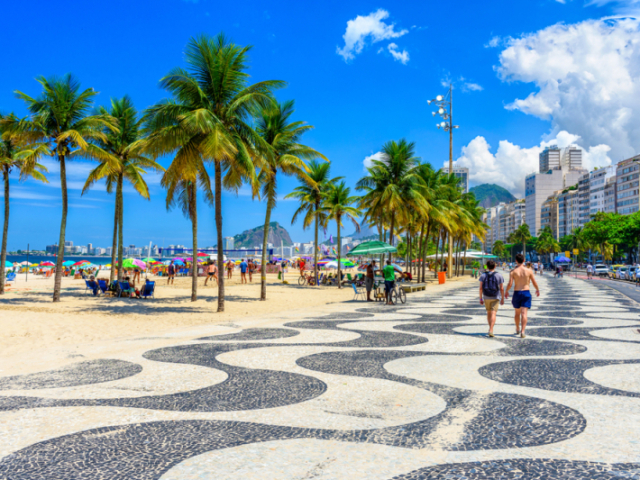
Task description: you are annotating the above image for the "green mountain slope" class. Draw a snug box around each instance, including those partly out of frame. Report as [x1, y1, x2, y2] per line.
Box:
[233, 222, 293, 249]
[469, 183, 517, 208]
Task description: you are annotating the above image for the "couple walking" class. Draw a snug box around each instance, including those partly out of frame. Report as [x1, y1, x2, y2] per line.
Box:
[479, 254, 540, 338]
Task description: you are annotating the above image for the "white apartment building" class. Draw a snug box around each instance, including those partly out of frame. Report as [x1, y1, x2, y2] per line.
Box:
[442, 163, 470, 193]
[616, 156, 640, 215]
[589, 166, 617, 216]
[223, 237, 234, 250]
[482, 200, 526, 252]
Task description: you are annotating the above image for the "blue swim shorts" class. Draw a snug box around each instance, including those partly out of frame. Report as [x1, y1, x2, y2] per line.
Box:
[512, 290, 532, 309]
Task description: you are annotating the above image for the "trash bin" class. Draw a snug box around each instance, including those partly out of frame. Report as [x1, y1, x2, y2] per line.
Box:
[438, 271, 446, 284]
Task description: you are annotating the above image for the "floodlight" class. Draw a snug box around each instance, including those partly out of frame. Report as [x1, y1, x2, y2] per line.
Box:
[436, 95, 443, 101]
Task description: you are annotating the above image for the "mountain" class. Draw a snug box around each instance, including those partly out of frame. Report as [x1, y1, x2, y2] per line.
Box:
[469, 184, 517, 208]
[233, 222, 293, 249]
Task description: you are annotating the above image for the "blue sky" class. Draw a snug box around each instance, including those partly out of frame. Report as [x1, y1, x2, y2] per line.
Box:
[1, 0, 639, 250]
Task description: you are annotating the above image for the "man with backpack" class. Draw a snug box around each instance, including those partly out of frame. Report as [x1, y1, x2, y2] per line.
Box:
[479, 259, 505, 338]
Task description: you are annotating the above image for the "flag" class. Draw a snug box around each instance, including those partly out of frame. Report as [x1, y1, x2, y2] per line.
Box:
[329, 234, 334, 244]
[295, 246, 299, 253]
[346, 245, 350, 252]
[331, 247, 337, 255]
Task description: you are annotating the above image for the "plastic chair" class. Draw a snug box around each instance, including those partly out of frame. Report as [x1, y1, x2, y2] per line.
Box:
[141, 281, 155, 299]
[85, 280, 99, 295]
[117, 281, 131, 298]
[98, 279, 109, 294]
[6, 272, 16, 282]
[351, 283, 365, 301]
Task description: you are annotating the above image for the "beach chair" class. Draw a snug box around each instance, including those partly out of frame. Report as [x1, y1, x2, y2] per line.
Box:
[117, 281, 132, 298]
[98, 279, 109, 295]
[140, 281, 155, 299]
[351, 283, 366, 301]
[85, 280, 100, 296]
[6, 272, 16, 282]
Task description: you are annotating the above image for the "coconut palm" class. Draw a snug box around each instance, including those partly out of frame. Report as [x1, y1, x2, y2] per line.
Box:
[511, 223, 532, 260]
[82, 96, 164, 283]
[254, 100, 326, 300]
[142, 33, 284, 312]
[321, 181, 361, 288]
[356, 139, 427, 262]
[285, 160, 338, 285]
[0, 113, 49, 293]
[492, 240, 507, 260]
[5, 74, 118, 301]
[162, 155, 213, 301]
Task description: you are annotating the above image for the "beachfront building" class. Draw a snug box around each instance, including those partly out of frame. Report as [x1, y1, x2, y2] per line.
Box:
[541, 185, 579, 240]
[223, 237, 234, 250]
[616, 156, 640, 215]
[481, 199, 526, 252]
[46, 244, 58, 254]
[589, 166, 617, 216]
[577, 173, 590, 227]
[442, 163, 469, 193]
[525, 145, 586, 236]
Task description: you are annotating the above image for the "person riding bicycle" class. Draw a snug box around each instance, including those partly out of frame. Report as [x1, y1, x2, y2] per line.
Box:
[378, 260, 403, 306]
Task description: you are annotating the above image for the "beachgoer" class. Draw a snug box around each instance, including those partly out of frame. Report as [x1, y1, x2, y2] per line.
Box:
[87, 275, 99, 296]
[167, 261, 176, 285]
[226, 260, 234, 279]
[240, 259, 248, 284]
[504, 253, 540, 338]
[205, 261, 218, 286]
[539, 262, 544, 276]
[299, 258, 305, 277]
[379, 260, 403, 305]
[533, 262, 538, 275]
[555, 264, 563, 278]
[248, 259, 255, 282]
[586, 263, 593, 280]
[365, 260, 376, 302]
[133, 267, 141, 284]
[479, 260, 505, 337]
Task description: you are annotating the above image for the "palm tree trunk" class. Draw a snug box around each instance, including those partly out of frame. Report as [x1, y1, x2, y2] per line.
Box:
[523, 241, 526, 259]
[388, 212, 395, 264]
[53, 154, 67, 302]
[337, 214, 342, 289]
[260, 194, 274, 300]
[462, 242, 467, 276]
[314, 203, 319, 285]
[117, 174, 124, 282]
[407, 233, 412, 277]
[109, 188, 118, 284]
[214, 161, 225, 312]
[424, 222, 433, 279]
[0, 169, 9, 294]
[190, 183, 198, 302]
[418, 225, 425, 282]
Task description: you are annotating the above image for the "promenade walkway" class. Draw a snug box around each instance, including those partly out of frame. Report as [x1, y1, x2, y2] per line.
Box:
[1, 276, 639, 479]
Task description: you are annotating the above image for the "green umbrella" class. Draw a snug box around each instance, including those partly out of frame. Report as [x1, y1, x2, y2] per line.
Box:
[346, 241, 397, 257]
[142, 257, 156, 262]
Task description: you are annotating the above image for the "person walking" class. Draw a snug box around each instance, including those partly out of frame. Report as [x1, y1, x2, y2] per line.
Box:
[586, 263, 594, 280]
[167, 261, 176, 285]
[205, 261, 217, 286]
[533, 262, 538, 275]
[248, 259, 255, 283]
[505, 253, 540, 338]
[380, 260, 403, 306]
[479, 260, 505, 338]
[365, 260, 376, 302]
[226, 260, 234, 280]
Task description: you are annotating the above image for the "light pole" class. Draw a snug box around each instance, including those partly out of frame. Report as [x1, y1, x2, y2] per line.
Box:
[429, 83, 459, 279]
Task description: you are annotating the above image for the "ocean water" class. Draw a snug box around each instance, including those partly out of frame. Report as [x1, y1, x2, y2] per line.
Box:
[6, 255, 113, 266]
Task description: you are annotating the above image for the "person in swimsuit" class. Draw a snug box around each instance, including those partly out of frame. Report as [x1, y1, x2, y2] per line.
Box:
[205, 261, 218, 286]
[248, 259, 255, 282]
[504, 253, 540, 338]
[167, 261, 176, 285]
[226, 260, 234, 280]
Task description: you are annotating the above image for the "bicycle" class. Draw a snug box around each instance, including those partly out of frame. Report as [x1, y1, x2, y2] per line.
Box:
[297, 273, 316, 286]
[373, 279, 406, 305]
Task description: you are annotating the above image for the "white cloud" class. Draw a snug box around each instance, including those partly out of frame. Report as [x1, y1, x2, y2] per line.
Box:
[455, 131, 613, 196]
[587, 0, 640, 15]
[363, 151, 384, 170]
[337, 9, 408, 62]
[387, 43, 410, 64]
[464, 82, 483, 92]
[485, 36, 501, 48]
[496, 17, 640, 160]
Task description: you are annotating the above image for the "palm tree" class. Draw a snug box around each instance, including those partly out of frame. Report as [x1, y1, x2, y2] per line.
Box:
[322, 181, 361, 288]
[492, 240, 507, 260]
[511, 223, 532, 259]
[254, 100, 326, 300]
[162, 156, 213, 301]
[0, 113, 49, 293]
[82, 96, 164, 283]
[5, 75, 118, 301]
[356, 139, 427, 262]
[142, 34, 284, 312]
[285, 161, 338, 285]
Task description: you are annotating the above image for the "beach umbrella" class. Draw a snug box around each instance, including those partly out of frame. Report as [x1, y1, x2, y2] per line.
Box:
[197, 252, 209, 257]
[40, 261, 55, 266]
[142, 257, 156, 263]
[346, 241, 397, 257]
[174, 260, 185, 266]
[4, 261, 13, 267]
[62, 260, 74, 266]
[392, 263, 404, 272]
[122, 258, 146, 269]
[173, 257, 186, 262]
[554, 256, 571, 263]
[73, 260, 89, 266]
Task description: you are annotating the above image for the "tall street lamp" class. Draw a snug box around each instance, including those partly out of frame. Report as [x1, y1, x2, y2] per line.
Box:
[428, 83, 459, 279]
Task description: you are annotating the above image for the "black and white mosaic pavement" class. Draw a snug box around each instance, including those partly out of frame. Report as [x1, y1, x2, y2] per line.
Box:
[1, 275, 640, 479]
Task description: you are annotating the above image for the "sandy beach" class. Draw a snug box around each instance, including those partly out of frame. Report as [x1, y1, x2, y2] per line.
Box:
[0, 270, 473, 376]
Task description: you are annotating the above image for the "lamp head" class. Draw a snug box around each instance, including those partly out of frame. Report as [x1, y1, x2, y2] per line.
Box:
[432, 112, 436, 117]
[438, 107, 445, 114]
[436, 95, 444, 101]
[427, 100, 432, 105]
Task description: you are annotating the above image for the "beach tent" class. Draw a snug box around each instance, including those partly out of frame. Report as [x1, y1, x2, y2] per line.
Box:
[554, 256, 571, 263]
[346, 241, 397, 257]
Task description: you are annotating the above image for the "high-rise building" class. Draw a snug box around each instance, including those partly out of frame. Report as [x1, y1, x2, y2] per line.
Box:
[539, 146, 561, 172]
[442, 164, 469, 193]
[64, 241, 73, 247]
[223, 237, 234, 250]
[561, 145, 583, 170]
[46, 244, 58, 254]
[616, 156, 640, 215]
[87, 243, 93, 255]
[577, 173, 590, 227]
[106, 247, 112, 256]
[589, 166, 617, 217]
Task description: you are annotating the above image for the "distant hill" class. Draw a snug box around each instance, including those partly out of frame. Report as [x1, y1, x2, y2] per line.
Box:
[470, 184, 517, 208]
[233, 222, 293, 249]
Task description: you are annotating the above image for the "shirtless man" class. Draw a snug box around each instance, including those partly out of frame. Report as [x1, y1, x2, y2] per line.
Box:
[504, 253, 540, 338]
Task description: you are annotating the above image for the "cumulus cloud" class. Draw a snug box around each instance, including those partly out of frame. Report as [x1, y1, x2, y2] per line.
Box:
[387, 43, 409, 64]
[363, 151, 385, 170]
[485, 36, 501, 48]
[337, 9, 408, 62]
[454, 131, 613, 196]
[497, 17, 640, 160]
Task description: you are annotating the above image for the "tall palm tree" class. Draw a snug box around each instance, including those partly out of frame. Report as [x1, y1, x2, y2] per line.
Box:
[511, 223, 532, 259]
[82, 96, 164, 283]
[143, 33, 284, 312]
[254, 100, 326, 300]
[0, 113, 49, 293]
[162, 156, 213, 301]
[285, 160, 338, 285]
[322, 181, 361, 288]
[356, 139, 427, 262]
[493, 240, 507, 260]
[5, 75, 118, 301]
